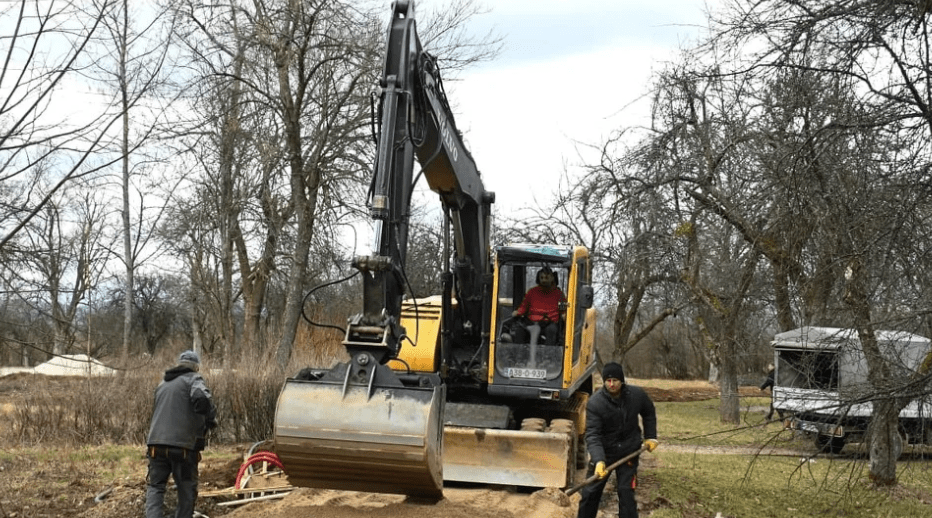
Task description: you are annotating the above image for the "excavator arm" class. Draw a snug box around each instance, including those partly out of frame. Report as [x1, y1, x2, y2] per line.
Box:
[273, 1, 492, 499]
[349, 0, 493, 368]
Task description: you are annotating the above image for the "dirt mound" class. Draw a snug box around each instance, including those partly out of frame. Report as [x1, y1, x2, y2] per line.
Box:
[217, 486, 576, 518]
[70, 472, 577, 518]
[643, 385, 760, 402]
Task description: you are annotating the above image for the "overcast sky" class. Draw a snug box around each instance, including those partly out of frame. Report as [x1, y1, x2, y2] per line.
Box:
[408, 0, 715, 216]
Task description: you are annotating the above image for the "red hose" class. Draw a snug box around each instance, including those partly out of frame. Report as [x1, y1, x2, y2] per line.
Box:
[234, 451, 285, 489]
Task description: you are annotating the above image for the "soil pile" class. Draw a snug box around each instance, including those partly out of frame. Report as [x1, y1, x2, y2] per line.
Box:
[219, 486, 576, 518]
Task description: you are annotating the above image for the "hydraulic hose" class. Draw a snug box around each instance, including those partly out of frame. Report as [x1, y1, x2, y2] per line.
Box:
[234, 451, 285, 490]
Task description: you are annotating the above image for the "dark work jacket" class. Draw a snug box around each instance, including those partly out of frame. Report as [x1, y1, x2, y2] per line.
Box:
[584, 384, 657, 464]
[760, 369, 775, 391]
[146, 366, 216, 451]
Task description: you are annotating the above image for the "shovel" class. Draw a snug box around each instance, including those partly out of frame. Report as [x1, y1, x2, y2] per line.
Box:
[564, 445, 648, 496]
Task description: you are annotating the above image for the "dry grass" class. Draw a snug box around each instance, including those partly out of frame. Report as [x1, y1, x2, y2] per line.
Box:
[1, 371, 154, 445]
[0, 365, 742, 447]
[0, 349, 335, 446]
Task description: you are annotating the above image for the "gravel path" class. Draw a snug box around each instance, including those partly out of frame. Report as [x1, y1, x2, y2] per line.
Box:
[661, 443, 808, 457]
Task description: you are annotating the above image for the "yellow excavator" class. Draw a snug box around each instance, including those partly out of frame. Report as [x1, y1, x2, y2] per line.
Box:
[273, 0, 597, 499]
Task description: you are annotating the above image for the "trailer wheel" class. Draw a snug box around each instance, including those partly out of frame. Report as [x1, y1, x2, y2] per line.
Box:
[815, 434, 846, 454]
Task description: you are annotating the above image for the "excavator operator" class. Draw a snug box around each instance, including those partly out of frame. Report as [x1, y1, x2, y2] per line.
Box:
[511, 266, 566, 346]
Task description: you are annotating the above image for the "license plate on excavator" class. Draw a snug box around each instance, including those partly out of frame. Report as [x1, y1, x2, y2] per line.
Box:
[506, 368, 546, 379]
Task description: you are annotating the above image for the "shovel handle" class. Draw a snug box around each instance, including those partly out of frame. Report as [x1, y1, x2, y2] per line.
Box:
[564, 445, 648, 496]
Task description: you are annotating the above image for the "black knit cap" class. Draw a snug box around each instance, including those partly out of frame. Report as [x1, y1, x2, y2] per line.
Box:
[602, 362, 625, 382]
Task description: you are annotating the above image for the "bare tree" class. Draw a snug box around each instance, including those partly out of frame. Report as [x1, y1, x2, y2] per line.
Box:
[159, 189, 231, 358]
[87, 0, 182, 357]
[403, 211, 446, 299]
[9, 183, 114, 355]
[501, 148, 689, 368]
[703, 0, 932, 486]
[265, 1, 380, 367]
[170, 0, 258, 359]
[169, 0, 380, 366]
[161, 0, 501, 369]
[0, 1, 124, 250]
[570, 0, 932, 482]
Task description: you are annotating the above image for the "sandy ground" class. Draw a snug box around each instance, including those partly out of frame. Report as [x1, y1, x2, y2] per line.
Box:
[75, 454, 661, 518]
[219, 485, 578, 518]
[65, 451, 591, 518]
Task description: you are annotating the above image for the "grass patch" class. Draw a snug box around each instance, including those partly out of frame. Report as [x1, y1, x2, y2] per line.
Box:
[650, 451, 932, 518]
[645, 381, 932, 516]
[0, 445, 142, 502]
[658, 398, 805, 448]
[0, 443, 244, 516]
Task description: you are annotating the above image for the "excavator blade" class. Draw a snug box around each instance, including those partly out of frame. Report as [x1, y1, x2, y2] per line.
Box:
[443, 426, 574, 487]
[273, 378, 445, 499]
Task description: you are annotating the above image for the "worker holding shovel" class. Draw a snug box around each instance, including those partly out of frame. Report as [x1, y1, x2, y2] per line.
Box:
[576, 362, 658, 518]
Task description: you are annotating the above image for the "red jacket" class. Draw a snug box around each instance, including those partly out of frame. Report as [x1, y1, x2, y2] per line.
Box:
[516, 286, 565, 322]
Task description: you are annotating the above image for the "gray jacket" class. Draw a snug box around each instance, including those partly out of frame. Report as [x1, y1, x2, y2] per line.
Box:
[147, 366, 216, 451]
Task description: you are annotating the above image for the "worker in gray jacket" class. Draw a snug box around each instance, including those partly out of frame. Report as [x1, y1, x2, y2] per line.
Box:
[577, 362, 658, 518]
[145, 350, 217, 518]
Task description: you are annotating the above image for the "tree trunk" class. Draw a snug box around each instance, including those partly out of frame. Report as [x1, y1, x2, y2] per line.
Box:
[277, 175, 318, 368]
[215, 43, 247, 364]
[242, 270, 270, 350]
[844, 257, 900, 485]
[188, 245, 205, 355]
[770, 259, 796, 332]
[118, 0, 134, 359]
[718, 337, 740, 424]
[49, 251, 66, 355]
[868, 399, 900, 486]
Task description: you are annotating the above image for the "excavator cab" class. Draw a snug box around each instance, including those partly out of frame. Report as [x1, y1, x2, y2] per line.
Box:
[489, 244, 596, 401]
[497, 265, 567, 364]
[430, 244, 597, 488]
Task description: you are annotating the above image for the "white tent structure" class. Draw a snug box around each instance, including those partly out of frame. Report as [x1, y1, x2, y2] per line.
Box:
[32, 354, 115, 377]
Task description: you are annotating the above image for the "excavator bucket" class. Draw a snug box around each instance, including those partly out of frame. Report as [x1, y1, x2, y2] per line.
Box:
[443, 426, 574, 487]
[273, 376, 445, 499]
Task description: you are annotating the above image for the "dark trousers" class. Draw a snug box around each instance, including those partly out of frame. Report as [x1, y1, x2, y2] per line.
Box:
[577, 457, 639, 518]
[765, 399, 784, 421]
[514, 320, 560, 345]
[145, 446, 200, 518]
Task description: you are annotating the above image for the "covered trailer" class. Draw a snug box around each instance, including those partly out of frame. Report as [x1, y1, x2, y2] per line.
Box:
[772, 326, 932, 455]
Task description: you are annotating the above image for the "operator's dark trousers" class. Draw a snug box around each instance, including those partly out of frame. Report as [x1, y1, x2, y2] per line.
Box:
[145, 445, 200, 518]
[514, 320, 559, 345]
[577, 457, 639, 518]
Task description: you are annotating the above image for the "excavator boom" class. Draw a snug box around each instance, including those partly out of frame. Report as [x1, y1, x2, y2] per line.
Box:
[273, 1, 597, 497]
